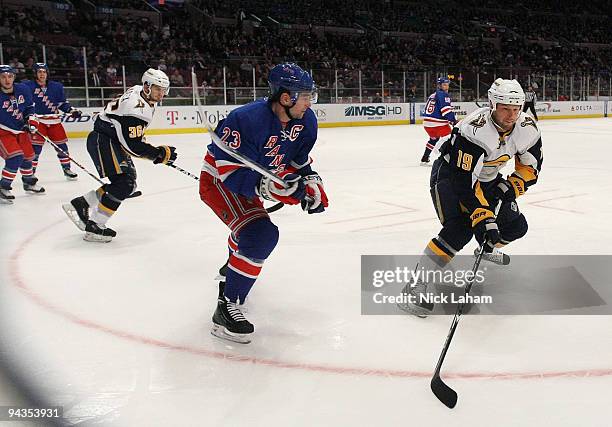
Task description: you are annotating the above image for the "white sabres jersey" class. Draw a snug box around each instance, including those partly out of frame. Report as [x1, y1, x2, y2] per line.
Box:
[453, 107, 542, 183]
[97, 85, 158, 158]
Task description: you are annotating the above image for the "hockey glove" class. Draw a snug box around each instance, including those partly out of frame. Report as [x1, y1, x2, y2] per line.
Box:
[473, 217, 501, 247]
[69, 108, 82, 119]
[153, 145, 177, 165]
[257, 170, 306, 205]
[23, 117, 37, 134]
[301, 174, 328, 214]
[488, 178, 516, 203]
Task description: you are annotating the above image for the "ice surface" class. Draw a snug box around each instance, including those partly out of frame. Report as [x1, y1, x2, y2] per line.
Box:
[1, 119, 611, 426]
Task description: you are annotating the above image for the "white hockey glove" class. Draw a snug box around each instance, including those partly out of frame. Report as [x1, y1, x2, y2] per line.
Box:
[257, 170, 306, 205]
[301, 174, 328, 214]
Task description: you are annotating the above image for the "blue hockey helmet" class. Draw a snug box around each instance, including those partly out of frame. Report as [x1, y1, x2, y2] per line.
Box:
[437, 76, 450, 85]
[268, 63, 317, 104]
[33, 62, 49, 73]
[0, 65, 16, 75]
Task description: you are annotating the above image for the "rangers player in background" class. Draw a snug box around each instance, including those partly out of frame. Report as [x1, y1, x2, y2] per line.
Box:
[23, 63, 82, 180]
[399, 78, 543, 317]
[0, 65, 45, 204]
[200, 63, 328, 344]
[420, 76, 457, 166]
[62, 69, 176, 242]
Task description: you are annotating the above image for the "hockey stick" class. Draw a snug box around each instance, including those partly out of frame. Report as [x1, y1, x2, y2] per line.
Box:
[204, 123, 289, 188]
[168, 163, 200, 181]
[430, 201, 502, 408]
[35, 128, 143, 198]
[190, 71, 288, 188]
[34, 130, 105, 185]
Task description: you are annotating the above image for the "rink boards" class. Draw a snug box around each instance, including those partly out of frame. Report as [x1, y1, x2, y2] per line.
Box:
[62, 100, 609, 138]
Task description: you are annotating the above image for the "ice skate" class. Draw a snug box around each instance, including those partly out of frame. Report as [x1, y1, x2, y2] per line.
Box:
[83, 220, 116, 243]
[217, 281, 248, 313]
[23, 181, 46, 194]
[62, 196, 90, 231]
[63, 168, 78, 180]
[211, 296, 254, 344]
[397, 278, 434, 318]
[0, 187, 15, 204]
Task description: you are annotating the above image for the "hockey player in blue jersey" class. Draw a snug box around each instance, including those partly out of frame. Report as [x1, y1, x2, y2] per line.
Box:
[23, 63, 82, 180]
[199, 63, 328, 344]
[0, 65, 45, 204]
[420, 77, 457, 166]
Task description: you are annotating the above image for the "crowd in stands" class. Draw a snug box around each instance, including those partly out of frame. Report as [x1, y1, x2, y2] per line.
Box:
[0, 0, 610, 99]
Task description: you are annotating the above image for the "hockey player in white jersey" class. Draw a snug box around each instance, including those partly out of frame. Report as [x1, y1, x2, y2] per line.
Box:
[398, 78, 543, 317]
[62, 69, 177, 242]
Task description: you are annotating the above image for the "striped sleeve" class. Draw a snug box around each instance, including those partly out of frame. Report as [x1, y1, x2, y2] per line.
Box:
[438, 92, 456, 122]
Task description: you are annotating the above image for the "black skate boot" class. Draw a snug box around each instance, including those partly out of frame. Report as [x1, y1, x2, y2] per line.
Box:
[23, 177, 45, 194]
[397, 278, 434, 318]
[62, 196, 90, 231]
[217, 281, 248, 313]
[420, 155, 431, 166]
[211, 297, 254, 344]
[63, 168, 78, 180]
[0, 187, 15, 205]
[84, 220, 117, 243]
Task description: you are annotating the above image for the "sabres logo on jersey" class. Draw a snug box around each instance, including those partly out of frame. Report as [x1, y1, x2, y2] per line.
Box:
[520, 116, 538, 131]
[469, 114, 486, 134]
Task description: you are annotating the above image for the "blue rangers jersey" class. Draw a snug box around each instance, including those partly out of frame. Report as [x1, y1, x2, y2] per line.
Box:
[422, 89, 456, 128]
[0, 83, 35, 134]
[22, 80, 73, 124]
[202, 99, 318, 198]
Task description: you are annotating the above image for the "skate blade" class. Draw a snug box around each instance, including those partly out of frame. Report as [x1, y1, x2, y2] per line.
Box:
[211, 324, 251, 344]
[0, 198, 14, 205]
[24, 189, 46, 195]
[214, 273, 226, 281]
[420, 162, 432, 167]
[83, 232, 113, 243]
[65, 176, 78, 181]
[476, 250, 510, 266]
[62, 203, 86, 231]
[489, 254, 511, 265]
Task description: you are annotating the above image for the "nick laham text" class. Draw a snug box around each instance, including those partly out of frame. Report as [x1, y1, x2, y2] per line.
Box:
[373, 292, 493, 305]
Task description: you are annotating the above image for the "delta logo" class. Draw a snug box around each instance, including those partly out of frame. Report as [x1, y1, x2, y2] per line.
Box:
[571, 105, 593, 111]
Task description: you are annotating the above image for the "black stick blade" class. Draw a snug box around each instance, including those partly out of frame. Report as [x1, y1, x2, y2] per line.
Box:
[265, 202, 284, 213]
[431, 375, 458, 408]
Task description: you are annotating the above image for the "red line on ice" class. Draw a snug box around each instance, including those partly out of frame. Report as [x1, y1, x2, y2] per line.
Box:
[8, 220, 612, 381]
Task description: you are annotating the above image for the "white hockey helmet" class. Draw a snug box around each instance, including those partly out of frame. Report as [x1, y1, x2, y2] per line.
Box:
[487, 78, 524, 110]
[142, 68, 170, 94]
